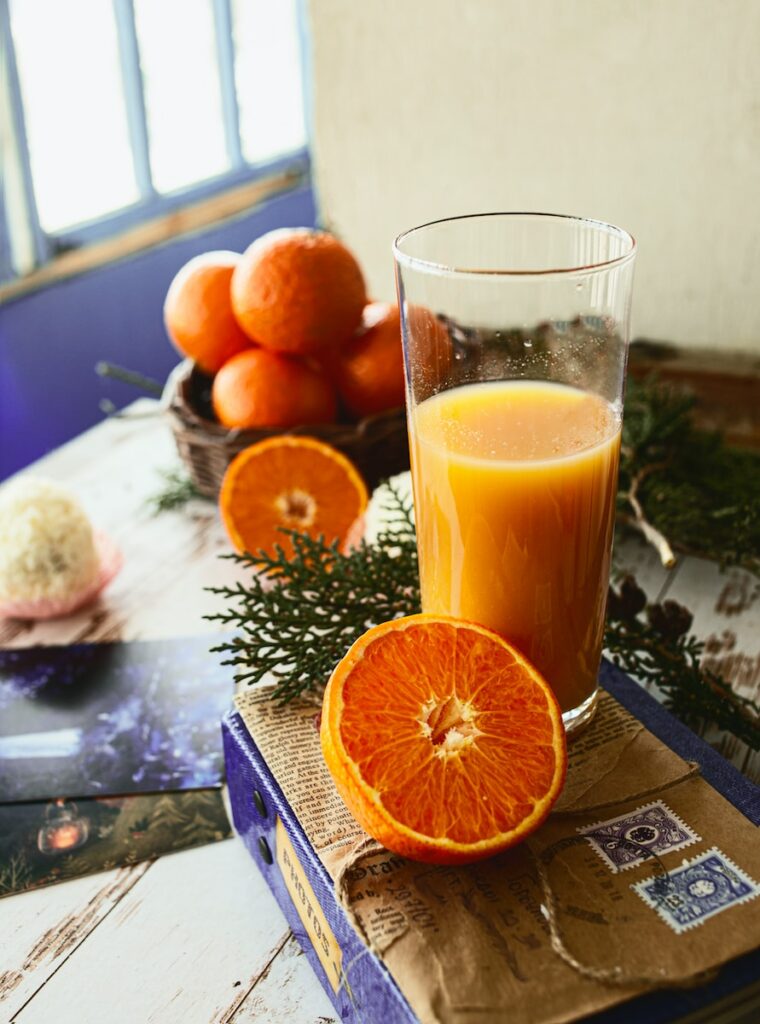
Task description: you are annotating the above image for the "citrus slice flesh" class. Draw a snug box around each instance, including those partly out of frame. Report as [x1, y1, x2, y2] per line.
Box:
[219, 436, 368, 557]
[321, 614, 567, 864]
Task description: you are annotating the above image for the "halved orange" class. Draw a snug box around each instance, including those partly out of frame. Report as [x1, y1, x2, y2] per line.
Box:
[321, 614, 567, 864]
[219, 436, 368, 557]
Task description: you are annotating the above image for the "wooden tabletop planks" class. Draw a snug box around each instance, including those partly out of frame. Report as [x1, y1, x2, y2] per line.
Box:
[1, 864, 149, 1019]
[0, 402, 249, 650]
[611, 536, 760, 781]
[1, 400, 756, 1023]
[9, 843, 302, 1024]
[229, 935, 336, 1024]
[0, 404, 331, 1023]
[657, 558, 760, 779]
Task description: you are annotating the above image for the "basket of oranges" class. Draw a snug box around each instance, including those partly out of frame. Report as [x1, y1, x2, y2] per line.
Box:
[162, 229, 410, 497]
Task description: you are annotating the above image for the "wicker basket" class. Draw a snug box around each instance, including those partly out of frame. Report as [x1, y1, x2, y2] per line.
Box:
[163, 359, 410, 498]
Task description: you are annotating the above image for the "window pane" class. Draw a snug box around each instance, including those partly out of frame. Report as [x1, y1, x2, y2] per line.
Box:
[134, 0, 228, 193]
[232, 0, 306, 165]
[9, 0, 139, 233]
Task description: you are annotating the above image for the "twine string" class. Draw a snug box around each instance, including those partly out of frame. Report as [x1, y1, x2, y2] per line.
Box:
[333, 763, 707, 990]
[531, 845, 717, 990]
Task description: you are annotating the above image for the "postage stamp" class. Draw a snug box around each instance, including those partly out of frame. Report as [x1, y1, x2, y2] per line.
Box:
[632, 847, 759, 934]
[578, 800, 700, 872]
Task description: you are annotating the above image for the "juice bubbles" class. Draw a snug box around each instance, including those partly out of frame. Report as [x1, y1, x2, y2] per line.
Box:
[409, 380, 621, 716]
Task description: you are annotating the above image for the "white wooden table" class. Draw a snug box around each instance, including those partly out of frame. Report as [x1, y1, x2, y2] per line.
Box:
[1, 401, 757, 1023]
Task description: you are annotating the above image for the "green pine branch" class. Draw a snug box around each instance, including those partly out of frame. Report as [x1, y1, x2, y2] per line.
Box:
[206, 485, 759, 751]
[618, 377, 760, 572]
[605, 577, 759, 748]
[152, 374, 760, 578]
[146, 468, 206, 515]
[206, 481, 419, 704]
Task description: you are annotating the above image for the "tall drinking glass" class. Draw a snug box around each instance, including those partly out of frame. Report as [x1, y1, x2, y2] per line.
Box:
[394, 213, 636, 734]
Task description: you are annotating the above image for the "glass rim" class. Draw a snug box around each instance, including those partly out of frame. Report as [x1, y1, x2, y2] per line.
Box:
[393, 211, 637, 278]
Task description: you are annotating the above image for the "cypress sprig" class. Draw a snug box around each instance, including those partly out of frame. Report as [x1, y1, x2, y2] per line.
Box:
[206, 487, 759, 751]
[618, 376, 760, 572]
[605, 578, 759, 749]
[146, 468, 205, 515]
[206, 482, 419, 704]
[151, 376, 760, 576]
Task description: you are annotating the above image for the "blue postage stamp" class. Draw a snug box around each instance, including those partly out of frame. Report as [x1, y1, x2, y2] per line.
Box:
[633, 847, 759, 933]
[578, 800, 700, 872]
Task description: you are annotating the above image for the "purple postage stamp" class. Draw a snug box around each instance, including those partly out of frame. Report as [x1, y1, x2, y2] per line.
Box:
[632, 847, 759, 933]
[578, 800, 700, 872]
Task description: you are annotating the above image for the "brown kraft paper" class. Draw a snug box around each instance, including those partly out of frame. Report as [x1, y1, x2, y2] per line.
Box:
[234, 687, 760, 1024]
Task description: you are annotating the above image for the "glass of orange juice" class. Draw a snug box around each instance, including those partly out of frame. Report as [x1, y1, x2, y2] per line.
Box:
[394, 213, 636, 734]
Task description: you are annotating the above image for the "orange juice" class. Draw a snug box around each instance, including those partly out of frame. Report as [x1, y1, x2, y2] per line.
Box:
[409, 380, 621, 715]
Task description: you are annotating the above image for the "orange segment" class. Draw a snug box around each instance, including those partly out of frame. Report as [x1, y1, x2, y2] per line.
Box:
[219, 436, 368, 558]
[321, 614, 567, 864]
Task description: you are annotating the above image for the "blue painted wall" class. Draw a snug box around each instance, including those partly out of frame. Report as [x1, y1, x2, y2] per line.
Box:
[0, 185, 317, 480]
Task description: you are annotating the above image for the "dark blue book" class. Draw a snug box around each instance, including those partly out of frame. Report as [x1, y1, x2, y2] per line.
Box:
[223, 659, 760, 1024]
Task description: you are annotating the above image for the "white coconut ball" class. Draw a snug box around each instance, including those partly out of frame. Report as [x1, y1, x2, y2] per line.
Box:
[364, 470, 415, 547]
[0, 478, 99, 603]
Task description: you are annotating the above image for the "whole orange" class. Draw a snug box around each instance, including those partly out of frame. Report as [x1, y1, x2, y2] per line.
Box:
[406, 303, 453, 390]
[211, 349, 337, 429]
[164, 251, 252, 374]
[231, 229, 367, 356]
[336, 302, 405, 418]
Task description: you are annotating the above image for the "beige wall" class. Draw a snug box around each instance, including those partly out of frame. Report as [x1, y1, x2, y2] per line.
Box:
[307, 0, 760, 352]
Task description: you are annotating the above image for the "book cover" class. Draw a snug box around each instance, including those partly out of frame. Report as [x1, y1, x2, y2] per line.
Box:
[223, 660, 760, 1024]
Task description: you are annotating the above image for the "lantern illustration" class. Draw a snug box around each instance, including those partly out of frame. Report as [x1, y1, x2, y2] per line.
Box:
[37, 799, 90, 855]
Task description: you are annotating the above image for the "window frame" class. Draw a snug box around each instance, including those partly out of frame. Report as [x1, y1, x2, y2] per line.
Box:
[0, 0, 311, 278]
